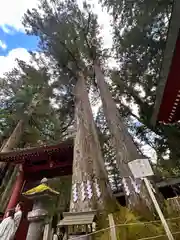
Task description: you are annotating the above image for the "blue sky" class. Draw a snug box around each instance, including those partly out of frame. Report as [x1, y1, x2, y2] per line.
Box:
[0, 28, 38, 56]
[0, 27, 39, 76]
[0, 0, 113, 75]
[0, 0, 39, 76]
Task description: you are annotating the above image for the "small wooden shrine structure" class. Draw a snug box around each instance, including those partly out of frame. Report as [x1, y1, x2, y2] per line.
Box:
[58, 211, 96, 239]
[151, 0, 180, 124]
[0, 139, 73, 240]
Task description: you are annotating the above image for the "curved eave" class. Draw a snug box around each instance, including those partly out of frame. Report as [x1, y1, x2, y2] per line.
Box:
[151, 0, 180, 125]
[0, 139, 73, 163]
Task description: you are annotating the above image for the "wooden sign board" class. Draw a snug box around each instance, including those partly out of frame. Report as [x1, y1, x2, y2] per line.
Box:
[128, 159, 174, 240]
[128, 159, 154, 178]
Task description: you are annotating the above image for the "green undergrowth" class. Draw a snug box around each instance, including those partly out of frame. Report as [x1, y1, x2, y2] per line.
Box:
[94, 206, 172, 240]
[93, 197, 180, 240]
[165, 199, 180, 238]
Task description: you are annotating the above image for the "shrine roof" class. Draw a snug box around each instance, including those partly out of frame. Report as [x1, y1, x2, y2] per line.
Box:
[0, 139, 73, 164]
[151, 0, 180, 125]
[58, 211, 96, 226]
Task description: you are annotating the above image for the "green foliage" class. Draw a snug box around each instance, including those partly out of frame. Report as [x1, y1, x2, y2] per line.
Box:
[0, 56, 74, 148]
[96, 0, 180, 173]
[21, 0, 176, 187]
[95, 197, 180, 240]
[96, 207, 166, 240]
[91, 199, 180, 239]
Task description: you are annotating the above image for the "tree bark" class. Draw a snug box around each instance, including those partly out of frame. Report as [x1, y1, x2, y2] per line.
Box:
[2, 168, 18, 211]
[70, 72, 116, 213]
[0, 120, 25, 176]
[0, 91, 46, 159]
[94, 60, 161, 214]
[1, 120, 25, 153]
[94, 61, 141, 174]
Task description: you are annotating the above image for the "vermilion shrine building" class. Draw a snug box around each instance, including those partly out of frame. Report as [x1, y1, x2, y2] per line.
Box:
[1, 140, 180, 239]
[152, 0, 180, 124]
[0, 143, 180, 239]
[0, 140, 73, 239]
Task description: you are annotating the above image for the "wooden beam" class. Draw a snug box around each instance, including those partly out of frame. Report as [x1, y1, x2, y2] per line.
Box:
[151, 0, 180, 125]
[0, 140, 73, 162]
[108, 214, 117, 240]
[156, 177, 180, 188]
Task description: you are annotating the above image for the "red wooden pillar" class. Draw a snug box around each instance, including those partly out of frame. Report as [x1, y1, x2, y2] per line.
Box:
[5, 167, 24, 213]
[15, 198, 33, 240]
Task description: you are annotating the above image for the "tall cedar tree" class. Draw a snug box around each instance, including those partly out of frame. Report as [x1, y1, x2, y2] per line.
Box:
[22, 0, 163, 214]
[23, 0, 117, 212]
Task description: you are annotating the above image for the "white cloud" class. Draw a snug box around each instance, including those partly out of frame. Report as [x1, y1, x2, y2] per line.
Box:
[0, 0, 38, 32]
[0, 48, 31, 76]
[0, 0, 113, 51]
[1, 25, 15, 35]
[0, 40, 7, 50]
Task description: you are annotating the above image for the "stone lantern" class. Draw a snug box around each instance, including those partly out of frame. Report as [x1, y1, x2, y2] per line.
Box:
[57, 210, 97, 240]
[23, 178, 59, 240]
